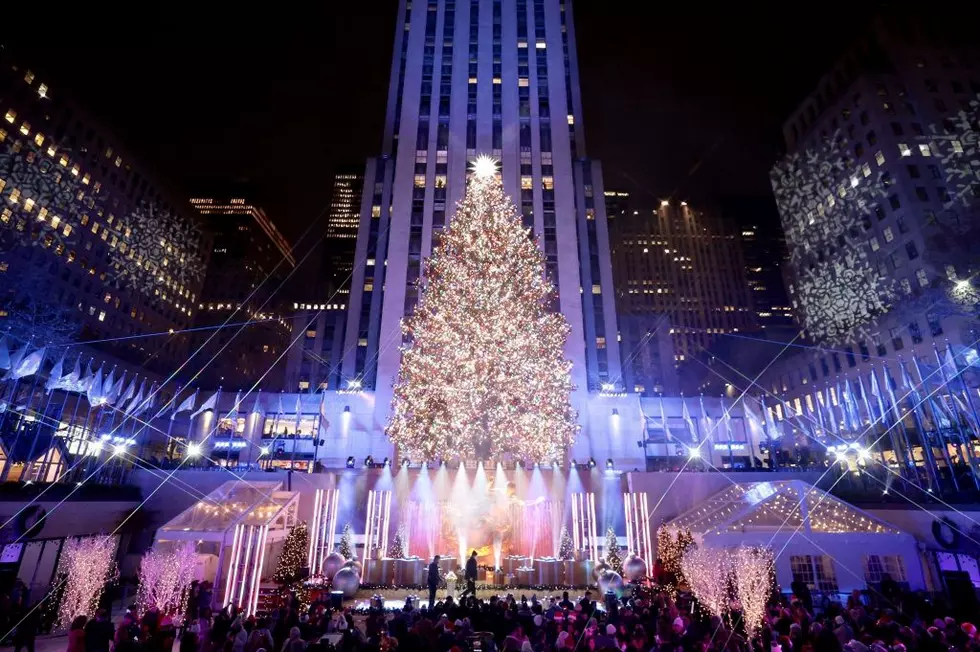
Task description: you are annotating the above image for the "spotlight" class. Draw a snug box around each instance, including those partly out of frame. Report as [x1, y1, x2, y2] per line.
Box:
[588, 458, 597, 468]
[112, 443, 126, 457]
[606, 458, 614, 469]
[687, 447, 701, 459]
[956, 279, 971, 290]
[600, 382, 616, 392]
[346, 379, 362, 391]
[364, 456, 373, 467]
[260, 446, 270, 456]
[187, 443, 202, 458]
[346, 456, 355, 468]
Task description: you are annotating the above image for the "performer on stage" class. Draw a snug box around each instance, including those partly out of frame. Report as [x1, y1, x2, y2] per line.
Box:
[461, 550, 478, 599]
[427, 555, 441, 609]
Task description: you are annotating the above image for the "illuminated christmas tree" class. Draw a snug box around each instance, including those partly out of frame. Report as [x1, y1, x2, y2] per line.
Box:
[273, 522, 309, 585]
[389, 528, 406, 559]
[604, 527, 622, 574]
[387, 156, 577, 462]
[338, 523, 354, 561]
[558, 526, 574, 561]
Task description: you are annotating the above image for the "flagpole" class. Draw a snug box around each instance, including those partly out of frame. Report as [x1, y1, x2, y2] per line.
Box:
[948, 341, 980, 483]
[698, 394, 713, 467]
[882, 362, 916, 481]
[1, 348, 47, 482]
[722, 395, 734, 468]
[898, 358, 940, 492]
[914, 356, 959, 492]
[291, 396, 302, 472]
[64, 359, 90, 480]
[24, 369, 58, 481]
[935, 343, 980, 489]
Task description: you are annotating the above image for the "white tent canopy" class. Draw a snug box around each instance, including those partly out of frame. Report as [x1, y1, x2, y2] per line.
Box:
[665, 480, 926, 595]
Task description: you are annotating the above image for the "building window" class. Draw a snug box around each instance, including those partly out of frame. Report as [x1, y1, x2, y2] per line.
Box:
[918, 143, 932, 157]
[521, 176, 533, 190]
[596, 337, 606, 349]
[298, 381, 310, 391]
[414, 175, 426, 188]
[371, 205, 381, 218]
[306, 329, 317, 338]
[4, 110, 16, 124]
[883, 227, 894, 243]
[864, 555, 907, 583]
[916, 268, 929, 287]
[875, 150, 885, 165]
[542, 176, 554, 190]
[898, 143, 911, 157]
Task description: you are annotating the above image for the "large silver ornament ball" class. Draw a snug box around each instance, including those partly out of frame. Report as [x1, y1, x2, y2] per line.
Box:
[332, 567, 360, 598]
[598, 570, 624, 598]
[323, 552, 346, 580]
[623, 555, 647, 582]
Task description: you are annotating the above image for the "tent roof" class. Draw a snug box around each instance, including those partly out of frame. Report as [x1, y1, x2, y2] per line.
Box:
[665, 480, 899, 536]
[159, 480, 297, 535]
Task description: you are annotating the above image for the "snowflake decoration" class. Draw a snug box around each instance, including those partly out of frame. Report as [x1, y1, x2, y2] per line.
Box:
[771, 132, 895, 343]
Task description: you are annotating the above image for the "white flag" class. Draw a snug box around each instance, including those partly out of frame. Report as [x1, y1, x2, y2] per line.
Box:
[318, 390, 330, 436]
[11, 346, 44, 380]
[45, 354, 66, 392]
[107, 371, 126, 405]
[125, 380, 146, 415]
[118, 376, 137, 406]
[172, 389, 197, 419]
[190, 391, 218, 418]
[87, 366, 106, 406]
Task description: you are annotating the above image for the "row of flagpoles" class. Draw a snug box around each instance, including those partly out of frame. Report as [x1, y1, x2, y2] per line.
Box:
[0, 335, 334, 482]
[758, 341, 980, 492]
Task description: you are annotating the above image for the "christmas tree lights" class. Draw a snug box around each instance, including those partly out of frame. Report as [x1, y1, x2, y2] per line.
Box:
[389, 528, 406, 559]
[387, 158, 577, 461]
[734, 545, 775, 636]
[273, 522, 309, 585]
[604, 527, 623, 574]
[55, 535, 118, 630]
[558, 526, 574, 561]
[338, 523, 354, 561]
[681, 545, 731, 618]
[137, 543, 198, 618]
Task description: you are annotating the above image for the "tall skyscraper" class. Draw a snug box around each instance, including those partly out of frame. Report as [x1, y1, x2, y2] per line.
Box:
[342, 0, 622, 430]
[765, 14, 980, 393]
[322, 170, 364, 296]
[0, 60, 209, 372]
[609, 201, 756, 364]
[189, 192, 294, 387]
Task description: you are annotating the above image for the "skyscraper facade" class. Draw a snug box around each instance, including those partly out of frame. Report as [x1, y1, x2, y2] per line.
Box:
[0, 61, 209, 372]
[609, 201, 756, 364]
[189, 193, 294, 387]
[322, 170, 364, 297]
[739, 224, 795, 335]
[342, 0, 622, 429]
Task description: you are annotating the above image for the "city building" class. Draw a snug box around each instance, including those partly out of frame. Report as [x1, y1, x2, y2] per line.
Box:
[603, 189, 631, 220]
[0, 59, 209, 372]
[759, 14, 980, 473]
[616, 312, 678, 396]
[738, 222, 796, 335]
[189, 192, 294, 387]
[609, 201, 756, 364]
[340, 0, 623, 457]
[321, 170, 364, 297]
[281, 301, 348, 392]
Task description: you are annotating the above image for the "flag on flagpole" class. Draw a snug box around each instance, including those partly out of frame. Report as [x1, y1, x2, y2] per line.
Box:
[137, 384, 157, 417]
[659, 396, 673, 442]
[11, 346, 45, 380]
[101, 367, 116, 401]
[125, 379, 147, 415]
[858, 374, 875, 426]
[172, 388, 198, 419]
[318, 389, 330, 436]
[191, 390, 218, 418]
[118, 375, 137, 406]
[681, 398, 696, 443]
[251, 390, 263, 414]
[87, 365, 106, 406]
[843, 379, 861, 431]
[882, 363, 904, 423]
[45, 353, 66, 392]
[107, 371, 126, 405]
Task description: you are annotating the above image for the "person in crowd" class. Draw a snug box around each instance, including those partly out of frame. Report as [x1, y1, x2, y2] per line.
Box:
[427, 555, 441, 610]
[66, 615, 88, 652]
[461, 551, 479, 600]
[12, 604, 41, 652]
[84, 609, 114, 652]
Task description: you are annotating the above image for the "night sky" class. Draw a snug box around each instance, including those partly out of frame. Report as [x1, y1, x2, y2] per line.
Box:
[10, 3, 876, 246]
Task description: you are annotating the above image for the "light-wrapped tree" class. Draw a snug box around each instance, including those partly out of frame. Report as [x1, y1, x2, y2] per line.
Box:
[387, 156, 576, 461]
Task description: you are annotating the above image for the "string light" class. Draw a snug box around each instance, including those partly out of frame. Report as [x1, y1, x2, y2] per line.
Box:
[137, 542, 198, 617]
[55, 535, 118, 630]
[734, 545, 774, 637]
[387, 158, 577, 461]
[681, 545, 732, 618]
